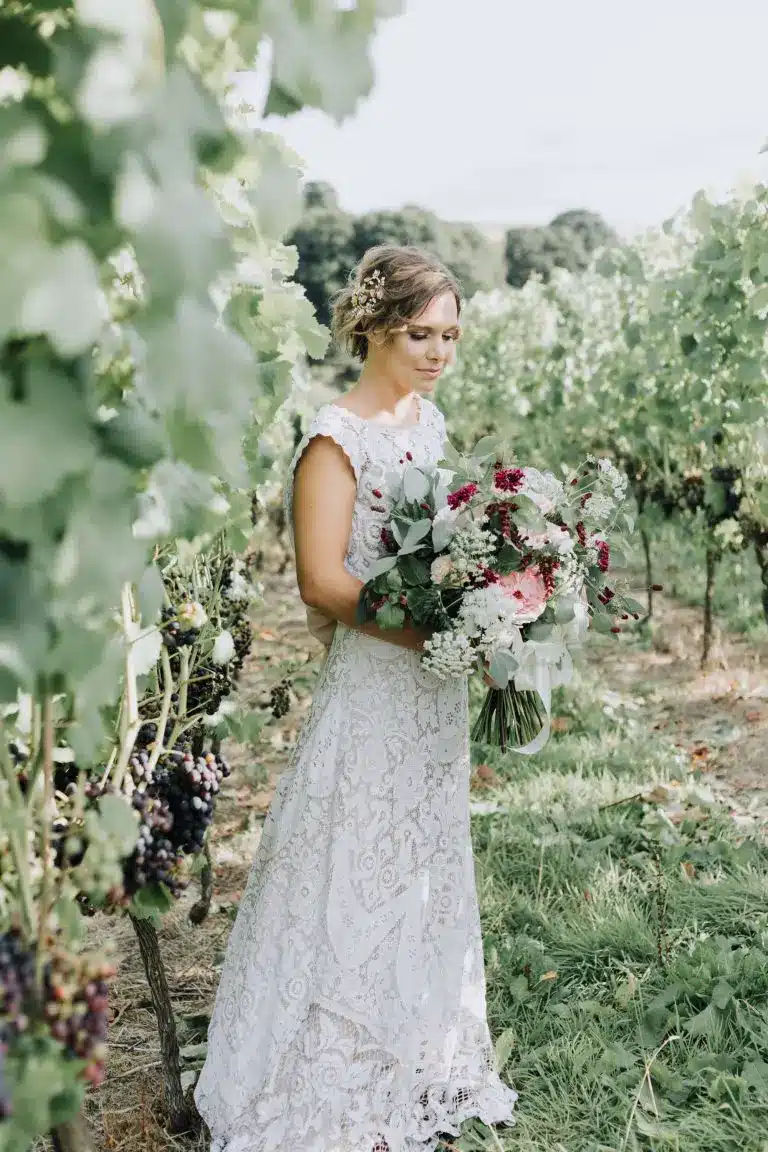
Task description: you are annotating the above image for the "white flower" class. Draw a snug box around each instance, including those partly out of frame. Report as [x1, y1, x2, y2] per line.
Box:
[430, 556, 454, 585]
[583, 493, 614, 523]
[422, 630, 476, 680]
[519, 467, 565, 515]
[211, 629, 236, 665]
[448, 522, 496, 582]
[178, 600, 207, 630]
[519, 523, 574, 554]
[597, 458, 628, 492]
[458, 585, 510, 636]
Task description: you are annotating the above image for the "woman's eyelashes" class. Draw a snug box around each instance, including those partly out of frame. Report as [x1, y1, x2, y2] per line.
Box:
[409, 332, 458, 342]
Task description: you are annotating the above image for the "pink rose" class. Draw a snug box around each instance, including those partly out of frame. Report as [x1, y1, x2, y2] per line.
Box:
[498, 567, 548, 624]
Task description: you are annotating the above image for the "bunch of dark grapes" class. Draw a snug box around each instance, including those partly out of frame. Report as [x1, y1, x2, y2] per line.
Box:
[121, 745, 231, 895]
[270, 679, 292, 720]
[123, 790, 183, 897]
[153, 747, 231, 855]
[0, 927, 36, 1119]
[43, 941, 115, 1088]
[185, 659, 232, 720]
[229, 615, 253, 677]
[0, 928, 115, 1117]
[160, 604, 201, 652]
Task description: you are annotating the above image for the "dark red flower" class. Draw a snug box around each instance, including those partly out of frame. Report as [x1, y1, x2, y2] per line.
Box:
[576, 521, 587, 547]
[447, 482, 478, 510]
[596, 541, 610, 572]
[478, 567, 500, 586]
[405, 451, 413, 461]
[494, 467, 525, 493]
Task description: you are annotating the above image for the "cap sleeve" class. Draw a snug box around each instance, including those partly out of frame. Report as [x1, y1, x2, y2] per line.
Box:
[283, 406, 364, 545]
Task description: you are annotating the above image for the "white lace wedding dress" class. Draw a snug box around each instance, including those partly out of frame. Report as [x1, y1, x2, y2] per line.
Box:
[194, 397, 518, 1151]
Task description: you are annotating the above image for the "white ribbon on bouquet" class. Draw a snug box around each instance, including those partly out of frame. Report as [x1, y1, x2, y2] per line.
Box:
[510, 598, 589, 755]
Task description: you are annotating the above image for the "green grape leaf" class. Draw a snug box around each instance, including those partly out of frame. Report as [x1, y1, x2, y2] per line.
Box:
[750, 284, 768, 315]
[0, 363, 98, 508]
[19, 240, 103, 355]
[96, 793, 139, 854]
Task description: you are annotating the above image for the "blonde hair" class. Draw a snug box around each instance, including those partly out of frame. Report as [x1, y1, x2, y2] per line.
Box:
[331, 245, 462, 362]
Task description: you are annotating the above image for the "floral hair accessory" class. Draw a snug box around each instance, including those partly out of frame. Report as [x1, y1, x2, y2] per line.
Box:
[351, 268, 386, 321]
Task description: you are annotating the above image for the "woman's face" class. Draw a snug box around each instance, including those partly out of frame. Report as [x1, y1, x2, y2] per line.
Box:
[371, 290, 461, 395]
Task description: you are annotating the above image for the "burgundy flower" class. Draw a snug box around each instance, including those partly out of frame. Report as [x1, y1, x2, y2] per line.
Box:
[477, 567, 501, 586]
[596, 540, 610, 572]
[538, 556, 561, 598]
[447, 482, 478, 510]
[380, 527, 397, 552]
[494, 467, 525, 493]
[576, 521, 587, 547]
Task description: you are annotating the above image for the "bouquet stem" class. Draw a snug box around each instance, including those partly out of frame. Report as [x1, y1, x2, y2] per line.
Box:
[471, 683, 546, 752]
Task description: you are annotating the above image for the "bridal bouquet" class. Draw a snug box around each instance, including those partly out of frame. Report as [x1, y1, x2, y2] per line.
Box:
[357, 436, 640, 753]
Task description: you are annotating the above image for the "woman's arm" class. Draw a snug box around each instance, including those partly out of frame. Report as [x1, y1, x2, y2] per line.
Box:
[292, 435, 430, 653]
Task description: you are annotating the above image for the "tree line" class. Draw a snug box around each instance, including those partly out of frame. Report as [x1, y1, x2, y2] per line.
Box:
[288, 181, 619, 335]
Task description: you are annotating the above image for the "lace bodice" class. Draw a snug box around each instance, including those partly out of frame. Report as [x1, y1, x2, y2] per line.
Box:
[285, 397, 447, 582]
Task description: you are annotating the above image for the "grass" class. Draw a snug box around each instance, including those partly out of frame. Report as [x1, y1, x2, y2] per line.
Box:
[469, 674, 768, 1152]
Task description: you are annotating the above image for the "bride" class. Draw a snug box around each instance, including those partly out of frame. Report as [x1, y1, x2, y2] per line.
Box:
[194, 244, 518, 1151]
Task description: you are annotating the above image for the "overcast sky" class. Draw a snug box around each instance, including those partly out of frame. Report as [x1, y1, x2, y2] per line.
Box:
[238, 0, 768, 238]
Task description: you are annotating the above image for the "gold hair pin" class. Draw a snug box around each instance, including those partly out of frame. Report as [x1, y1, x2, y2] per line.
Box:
[351, 269, 386, 321]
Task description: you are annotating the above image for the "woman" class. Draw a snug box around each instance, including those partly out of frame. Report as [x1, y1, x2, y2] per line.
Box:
[194, 245, 518, 1151]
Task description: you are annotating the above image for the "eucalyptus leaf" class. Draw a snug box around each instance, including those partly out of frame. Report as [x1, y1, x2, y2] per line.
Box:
[403, 466, 429, 502]
[366, 554, 398, 580]
[399, 518, 432, 555]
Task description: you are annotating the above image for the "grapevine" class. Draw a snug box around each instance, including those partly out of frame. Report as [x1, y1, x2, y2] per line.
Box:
[0, 0, 390, 1141]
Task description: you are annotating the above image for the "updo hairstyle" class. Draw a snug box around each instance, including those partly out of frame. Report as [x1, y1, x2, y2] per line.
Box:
[331, 244, 462, 362]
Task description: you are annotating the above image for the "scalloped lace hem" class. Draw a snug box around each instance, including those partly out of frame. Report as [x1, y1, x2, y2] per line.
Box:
[206, 1074, 518, 1152]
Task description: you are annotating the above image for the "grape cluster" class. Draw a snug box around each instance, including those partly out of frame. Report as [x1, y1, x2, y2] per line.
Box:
[122, 745, 231, 895]
[0, 928, 115, 1117]
[154, 748, 231, 855]
[160, 603, 201, 652]
[185, 659, 232, 721]
[0, 927, 36, 1118]
[43, 942, 115, 1088]
[124, 789, 182, 897]
[270, 680, 291, 720]
[230, 615, 253, 677]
